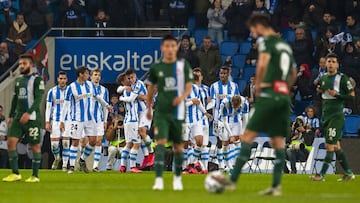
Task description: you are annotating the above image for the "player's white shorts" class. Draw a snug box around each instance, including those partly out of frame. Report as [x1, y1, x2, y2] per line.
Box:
[202, 125, 209, 146]
[183, 120, 203, 141]
[95, 122, 105, 136]
[124, 122, 141, 144]
[229, 121, 242, 136]
[50, 121, 71, 138]
[139, 110, 152, 129]
[70, 120, 98, 139]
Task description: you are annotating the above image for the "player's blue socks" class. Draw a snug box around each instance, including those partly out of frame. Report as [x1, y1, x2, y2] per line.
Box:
[51, 141, 60, 159]
[62, 139, 70, 168]
[8, 150, 19, 174]
[272, 149, 285, 188]
[230, 142, 251, 182]
[32, 152, 42, 177]
[80, 144, 93, 161]
[320, 151, 334, 176]
[201, 147, 209, 171]
[69, 146, 78, 167]
[129, 148, 138, 168]
[174, 151, 183, 176]
[217, 149, 224, 169]
[335, 150, 352, 174]
[223, 145, 232, 169]
[182, 148, 188, 169]
[154, 144, 165, 177]
[120, 147, 130, 167]
[93, 146, 102, 169]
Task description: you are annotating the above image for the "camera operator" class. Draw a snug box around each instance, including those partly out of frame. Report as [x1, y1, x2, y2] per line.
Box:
[105, 114, 126, 170]
[286, 116, 315, 173]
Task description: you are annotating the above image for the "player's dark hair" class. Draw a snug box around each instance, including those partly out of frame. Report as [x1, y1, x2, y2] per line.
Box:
[193, 73, 199, 81]
[57, 71, 67, 78]
[203, 36, 212, 41]
[162, 35, 177, 44]
[19, 54, 34, 63]
[193, 67, 201, 73]
[76, 66, 89, 77]
[125, 68, 135, 76]
[220, 66, 230, 71]
[326, 53, 339, 62]
[116, 73, 126, 84]
[247, 13, 272, 28]
[16, 12, 24, 17]
[91, 68, 102, 75]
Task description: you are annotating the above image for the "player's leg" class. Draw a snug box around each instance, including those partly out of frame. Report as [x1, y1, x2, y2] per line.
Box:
[61, 121, 71, 171]
[92, 135, 103, 172]
[3, 119, 22, 182]
[139, 111, 155, 166]
[171, 119, 185, 191]
[192, 121, 204, 172]
[334, 141, 355, 181]
[25, 121, 42, 182]
[140, 140, 150, 169]
[129, 122, 142, 173]
[120, 122, 135, 172]
[182, 123, 190, 173]
[50, 122, 61, 170]
[200, 125, 210, 174]
[68, 122, 82, 173]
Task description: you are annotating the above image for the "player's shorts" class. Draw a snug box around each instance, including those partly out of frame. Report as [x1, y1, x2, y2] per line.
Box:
[183, 120, 203, 141]
[153, 113, 184, 144]
[246, 94, 291, 137]
[95, 122, 105, 136]
[50, 121, 71, 138]
[8, 119, 41, 144]
[216, 121, 229, 141]
[229, 121, 242, 136]
[124, 122, 141, 144]
[202, 125, 209, 146]
[322, 114, 344, 145]
[139, 110, 152, 129]
[70, 120, 98, 139]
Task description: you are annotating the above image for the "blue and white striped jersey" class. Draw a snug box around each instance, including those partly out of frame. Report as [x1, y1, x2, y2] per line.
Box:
[185, 85, 202, 123]
[45, 85, 70, 122]
[198, 84, 210, 126]
[218, 95, 249, 123]
[304, 116, 320, 129]
[132, 79, 147, 113]
[93, 84, 109, 123]
[123, 90, 139, 123]
[210, 80, 239, 121]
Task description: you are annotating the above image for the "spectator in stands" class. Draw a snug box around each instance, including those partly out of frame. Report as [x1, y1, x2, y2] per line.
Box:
[6, 13, 31, 57]
[168, 0, 189, 27]
[243, 74, 255, 107]
[285, 115, 314, 174]
[44, 0, 58, 29]
[341, 42, 360, 83]
[345, 77, 360, 114]
[252, 0, 270, 16]
[304, 106, 321, 137]
[224, 0, 252, 42]
[0, 42, 11, 77]
[177, 35, 199, 69]
[293, 64, 313, 101]
[345, 0, 360, 19]
[108, 0, 136, 36]
[94, 9, 112, 37]
[21, 0, 47, 38]
[245, 38, 258, 66]
[108, 94, 120, 122]
[346, 14, 360, 38]
[0, 105, 8, 168]
[315, 27, 336, 60]
[317, 11, 338, 37]
[313, 57, 327, 86]
[291, 27, 314, 67]
[197, 36, 222, 86]
[278, 0, 304, 29]
[194, 0, 211, 28]
[302, 0, 327, 29]
[59, 0, 84, 37]
[207, 0, 226, 44]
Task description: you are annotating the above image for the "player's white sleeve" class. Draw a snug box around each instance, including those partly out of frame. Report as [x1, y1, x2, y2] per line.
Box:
[185, 100, 193, 107]
[222, 117, 232, 136]
[206, 99, 215, 110]
[241, 113, 249, 133]
[119, 92, 137, 103]
[45, 101, 52, 122]
[117, 86, 126, 94]
[198, 102, 206, 114]
[94, 95, 109, 107]
[60, 100, 70, 122]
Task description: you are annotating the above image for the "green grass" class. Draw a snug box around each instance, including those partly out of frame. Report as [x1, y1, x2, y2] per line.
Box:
[0, 170, 359, 203]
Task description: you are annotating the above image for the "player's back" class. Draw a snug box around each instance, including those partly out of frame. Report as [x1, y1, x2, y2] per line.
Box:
[133, 79, 147, 112]
[93, 84, 109, 123]
[123, 90, 139, 123]
[185, 84, 201, 123]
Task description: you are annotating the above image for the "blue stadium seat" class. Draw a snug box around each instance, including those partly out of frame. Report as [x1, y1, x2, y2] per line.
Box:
[290, 114, 297, 122]
[187, 16, 196, 33]
[232, 54, 246, 69]
[343, 115, 360, 137]
[242, 65, 256, 81]
[236, 79, 247, 93]
[281, 29, 295, 42]
[220, 41, 239, 56]
[221, 54, 228, 64]
[311, 30, 317, 41]
[193, 29, 208, 46]
[26, 40, 38, 51]
[239, 41, 252, 54]
[231, 67, 241, 79]
[293, 101, 312, 116]
[223, 30, 228, 41]
[172, 30, 191, 39]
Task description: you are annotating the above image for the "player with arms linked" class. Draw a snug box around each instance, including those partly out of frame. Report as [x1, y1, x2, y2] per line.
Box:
[223, 14, 297, 196]
[3, 55, 45, 182]
[146, 35, 193, 191]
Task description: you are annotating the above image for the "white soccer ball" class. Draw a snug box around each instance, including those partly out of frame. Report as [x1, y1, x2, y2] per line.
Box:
[204, 170, 225, 194]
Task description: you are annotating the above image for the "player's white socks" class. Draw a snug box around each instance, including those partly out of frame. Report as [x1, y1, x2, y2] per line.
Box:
[93, 145, 102, 169]
[217, 147, 224, 169]
[141, 141, 149, 157]
[187, 147, 196, 166]
[193, 146, 201, 164]
[182, 148, 188, 169]
[120, 146, 130, 166]
[201, 147, 209, 171]
[144, 135, 154, 153]
[129, 148, 138, 168]
[107, 146, 122, 169]
[233, 142, 241, 166]
[62, 139, 70, 168]
[51, 141, 60, 160]
[69, 145, 78, 167]
[223, 145, 233, 169]
[80, 144, 94, 161]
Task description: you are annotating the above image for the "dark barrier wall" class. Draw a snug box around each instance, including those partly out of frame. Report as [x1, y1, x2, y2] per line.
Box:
[336, 138, 360, 174]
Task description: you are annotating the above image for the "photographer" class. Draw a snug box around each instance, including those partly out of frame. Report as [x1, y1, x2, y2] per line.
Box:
[286, 116, 315, 174]
[105, 115, 126, 170]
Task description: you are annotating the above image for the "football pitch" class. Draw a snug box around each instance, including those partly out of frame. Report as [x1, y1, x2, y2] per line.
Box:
[0, 170, 359, 203]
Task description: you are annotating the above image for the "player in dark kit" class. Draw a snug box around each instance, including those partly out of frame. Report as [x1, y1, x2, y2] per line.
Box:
[3, 55, 45, 183]
[146, 35, 193, 191]
[223, 14, 297, 196]
[311, 53, 355, 182]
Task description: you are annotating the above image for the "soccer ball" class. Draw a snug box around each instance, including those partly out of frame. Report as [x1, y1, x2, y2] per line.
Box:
[204, 171, 225, 194]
